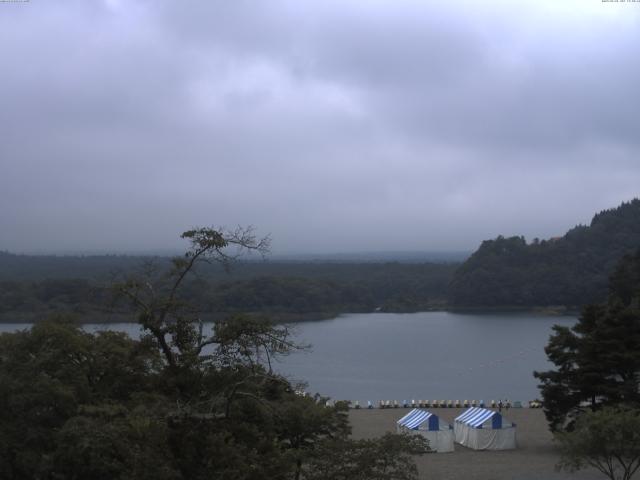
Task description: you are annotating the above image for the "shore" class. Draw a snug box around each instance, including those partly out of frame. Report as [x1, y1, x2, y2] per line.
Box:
[0, 305, 581, 325]
[349, 408, 602, 480]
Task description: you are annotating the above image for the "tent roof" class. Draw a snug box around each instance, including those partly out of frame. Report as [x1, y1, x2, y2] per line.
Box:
[455, 407, 500, 428]
[397, 409, 436, 429]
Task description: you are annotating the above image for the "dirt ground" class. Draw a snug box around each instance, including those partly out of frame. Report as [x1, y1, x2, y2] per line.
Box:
[348, 407, 605, 480]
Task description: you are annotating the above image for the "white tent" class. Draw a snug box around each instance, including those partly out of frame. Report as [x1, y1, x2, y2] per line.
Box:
[396, 409, 454, 453]
[454, 407, 516, 450]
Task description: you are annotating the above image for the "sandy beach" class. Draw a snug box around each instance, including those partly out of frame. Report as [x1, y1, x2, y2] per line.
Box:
[349, 408, 604, 480]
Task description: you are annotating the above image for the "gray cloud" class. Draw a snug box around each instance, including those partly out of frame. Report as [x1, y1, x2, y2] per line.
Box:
[1, 0, 639, 254]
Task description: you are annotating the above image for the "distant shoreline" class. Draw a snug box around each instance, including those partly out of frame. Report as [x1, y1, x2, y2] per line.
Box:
[0, 306, 580, 325]
[446, 305, 580, 316]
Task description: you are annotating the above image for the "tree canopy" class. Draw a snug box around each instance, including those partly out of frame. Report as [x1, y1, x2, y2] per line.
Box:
[450, 199, 640, 307]
[556, 406, 640, 480]
[534, 248, 640, 431]
[0, 227, 428, 480]
[0, 256, 456, 324]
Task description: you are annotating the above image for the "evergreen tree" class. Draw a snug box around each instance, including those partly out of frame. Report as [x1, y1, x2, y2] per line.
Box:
[450, 199, 640, 307]
[534, 249, 640, 431]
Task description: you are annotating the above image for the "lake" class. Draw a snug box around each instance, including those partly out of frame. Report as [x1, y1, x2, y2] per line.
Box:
[0, 311, 575, 404]
[276, 311, 575, 404]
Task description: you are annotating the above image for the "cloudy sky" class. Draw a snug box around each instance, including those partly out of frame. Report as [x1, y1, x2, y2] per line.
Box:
[1, 0, 639, 255]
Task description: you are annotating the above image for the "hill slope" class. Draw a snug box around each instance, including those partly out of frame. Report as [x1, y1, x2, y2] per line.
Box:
[0, 252, 457, 322]
[449, 199, 640, 307]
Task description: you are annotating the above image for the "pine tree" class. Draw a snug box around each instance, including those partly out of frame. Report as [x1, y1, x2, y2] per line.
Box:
[534, 249, 640, 431]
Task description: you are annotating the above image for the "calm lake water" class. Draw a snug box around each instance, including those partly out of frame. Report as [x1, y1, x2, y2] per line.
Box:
[275, 312, 576, 404]
[0, 311, 575, 404]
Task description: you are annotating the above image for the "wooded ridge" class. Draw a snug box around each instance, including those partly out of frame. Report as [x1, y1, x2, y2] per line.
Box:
[1, 199, 639, 321]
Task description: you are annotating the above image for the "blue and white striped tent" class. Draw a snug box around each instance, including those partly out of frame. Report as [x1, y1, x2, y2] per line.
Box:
[396, 409, 454, 453]
[455, 407, 503, 429]
[397, 409, 440, 431]
[454, 407, 516, 450]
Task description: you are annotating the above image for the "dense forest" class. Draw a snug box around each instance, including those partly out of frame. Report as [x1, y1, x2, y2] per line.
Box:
[449, 199, 640, 308]
[0, 253, 457, 323]
[0, 228, 428, 479]
[2, 199, 640, 322]
[534, 247, 640, 431]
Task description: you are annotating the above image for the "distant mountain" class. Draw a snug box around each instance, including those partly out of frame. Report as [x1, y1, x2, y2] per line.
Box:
[449, 199, 640, 307]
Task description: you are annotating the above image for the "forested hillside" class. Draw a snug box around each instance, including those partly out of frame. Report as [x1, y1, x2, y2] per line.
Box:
[449, 199, 640, 307]
[3, 200, 639, 319]
[0, 254, 457, 322]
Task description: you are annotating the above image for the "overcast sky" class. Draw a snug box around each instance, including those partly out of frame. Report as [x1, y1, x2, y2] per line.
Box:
[1, 0, 639, 255]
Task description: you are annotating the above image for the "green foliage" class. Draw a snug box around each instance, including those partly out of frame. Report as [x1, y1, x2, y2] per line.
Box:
[0, 228, 429, 479]
[0, 316, 366, 479]
[302, 433, 429, 480]
[53, 404, 180, 480]
[450, 199, 640, 307]
[534, 249, 640, 431]
[0, 318, 162, 479]
[556, 406, 640, 480]
[0, 261, 456, 323]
